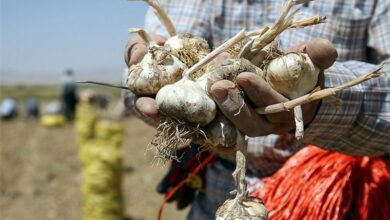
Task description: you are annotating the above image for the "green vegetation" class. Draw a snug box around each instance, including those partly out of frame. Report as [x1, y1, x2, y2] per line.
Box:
[0, 85, 122, 101]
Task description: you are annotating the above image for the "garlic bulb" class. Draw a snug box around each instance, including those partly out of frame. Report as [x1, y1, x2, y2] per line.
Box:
[156, 78, 217, 126]
[266, 53, 320, 99]
[195, 72, 209, 91]
[266, 52, 320, 140]
[127, 46, 187, 95]
[206, 58, 264, 94]
[206, 115, 237, 148]
[165, 34, 210, 67]
[216, 197, 268, 220]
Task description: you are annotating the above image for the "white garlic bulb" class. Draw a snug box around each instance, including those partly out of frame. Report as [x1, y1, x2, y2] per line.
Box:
[216, 197, 268, 220]
[127, 46, 187, 95]
[266, 52, 320, 140]
[206, 115, 237, 148]
[156, 78, 217, 126]
[165, 34, 210, 67]
[266, 53, 320, 99]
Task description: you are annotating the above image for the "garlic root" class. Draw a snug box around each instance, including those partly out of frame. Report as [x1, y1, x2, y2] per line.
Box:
[149, 117, 203, 164]
[152, 78, 216, 160]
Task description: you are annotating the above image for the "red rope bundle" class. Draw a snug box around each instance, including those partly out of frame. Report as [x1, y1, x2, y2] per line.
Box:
[251, 145, 390, 220]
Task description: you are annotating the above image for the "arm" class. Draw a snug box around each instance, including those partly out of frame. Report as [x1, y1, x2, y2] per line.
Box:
[303, 0, 390, 156]
[248, 0, 390, 157]
[303, 61, 390, 156]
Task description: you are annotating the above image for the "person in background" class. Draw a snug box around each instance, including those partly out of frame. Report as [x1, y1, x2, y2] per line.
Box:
[60, 69, 78, 121]
[25, 97, 39, 119]
[124, 0, 390, 219]
[0, 97, 18, 120]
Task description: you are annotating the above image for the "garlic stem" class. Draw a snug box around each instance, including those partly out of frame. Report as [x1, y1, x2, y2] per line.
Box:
[183, 29, 247, 79]
[246, 27, 269, 37]
[255, 64, 384, 114]
[247, 0, 312, 57]
[238, 27, 269, 58]
[128, 28, 156, 47]
[293, 105, 304, 140]
[217, 131, 251, 220]
[290, 16, 326, 28]
[132, 0, 177, 37]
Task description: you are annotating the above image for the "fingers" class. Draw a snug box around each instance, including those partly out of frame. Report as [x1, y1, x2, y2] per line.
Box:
[236, 72, 288, 106]
[150, 34, 166, 46]
[305, 38, 338, 69]
[235, 72, 294, 125]
[135, 97, 159, 119]
[287, 38, 338, 70]
[235, 72, 320, 130]
[210, 80, 276, 137]
[287, 43, 306, 53]
[124, 34, 166, 67]
[127, 44, 148, 66]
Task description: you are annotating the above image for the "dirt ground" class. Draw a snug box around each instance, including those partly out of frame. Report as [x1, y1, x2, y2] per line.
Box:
[0, 117, 188, 220]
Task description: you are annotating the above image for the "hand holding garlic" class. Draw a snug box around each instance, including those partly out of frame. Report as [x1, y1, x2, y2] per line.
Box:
[211, 38, 337, 138]
[124, 33, 166, 123]
[124, 33, 166, 67]
[124, 0, 341, 161]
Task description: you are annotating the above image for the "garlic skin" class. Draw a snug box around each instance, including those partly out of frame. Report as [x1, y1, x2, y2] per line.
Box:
[127, 46, 187, 95]
[266, 53, 320, 99]
[195, 72, 209, 91]
[155, 78, 217, 126]
[266, 52, 320, 140]
[216, 197, 268, 220]
[164, 34, 210, 67]
[206, 115, 237, 148]
[206, 58, 264, 94]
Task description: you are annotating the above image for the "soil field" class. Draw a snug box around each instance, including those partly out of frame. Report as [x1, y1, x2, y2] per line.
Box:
[0, 116, 188, 220]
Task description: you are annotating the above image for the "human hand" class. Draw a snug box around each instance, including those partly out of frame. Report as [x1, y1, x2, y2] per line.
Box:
[124, 33, 166, 66]
[124, 34, 166, 122]
[210, 38, 337, 137]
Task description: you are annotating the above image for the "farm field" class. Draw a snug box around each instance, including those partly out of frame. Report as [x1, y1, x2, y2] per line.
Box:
[0, 86, 188, 220]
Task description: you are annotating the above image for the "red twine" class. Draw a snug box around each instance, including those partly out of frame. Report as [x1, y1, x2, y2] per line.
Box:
[156, 151, 216, 220]
[251, 145, 390, 220]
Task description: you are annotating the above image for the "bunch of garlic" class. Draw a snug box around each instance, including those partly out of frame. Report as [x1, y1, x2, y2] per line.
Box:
[127, 29, 209, 96]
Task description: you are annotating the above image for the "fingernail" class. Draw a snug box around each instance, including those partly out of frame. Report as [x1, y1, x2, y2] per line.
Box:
[130, 44, 140, 55]
[212, 87, 228, 101]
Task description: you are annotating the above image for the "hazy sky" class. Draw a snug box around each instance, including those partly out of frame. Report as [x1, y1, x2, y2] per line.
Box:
[0, 0, 148, 84]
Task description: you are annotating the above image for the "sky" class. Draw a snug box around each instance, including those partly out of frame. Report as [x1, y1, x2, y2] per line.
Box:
[0, 0, 148, 85]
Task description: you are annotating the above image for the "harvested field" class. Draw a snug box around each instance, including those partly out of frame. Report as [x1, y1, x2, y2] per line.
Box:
[0, 106, 188, 220]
